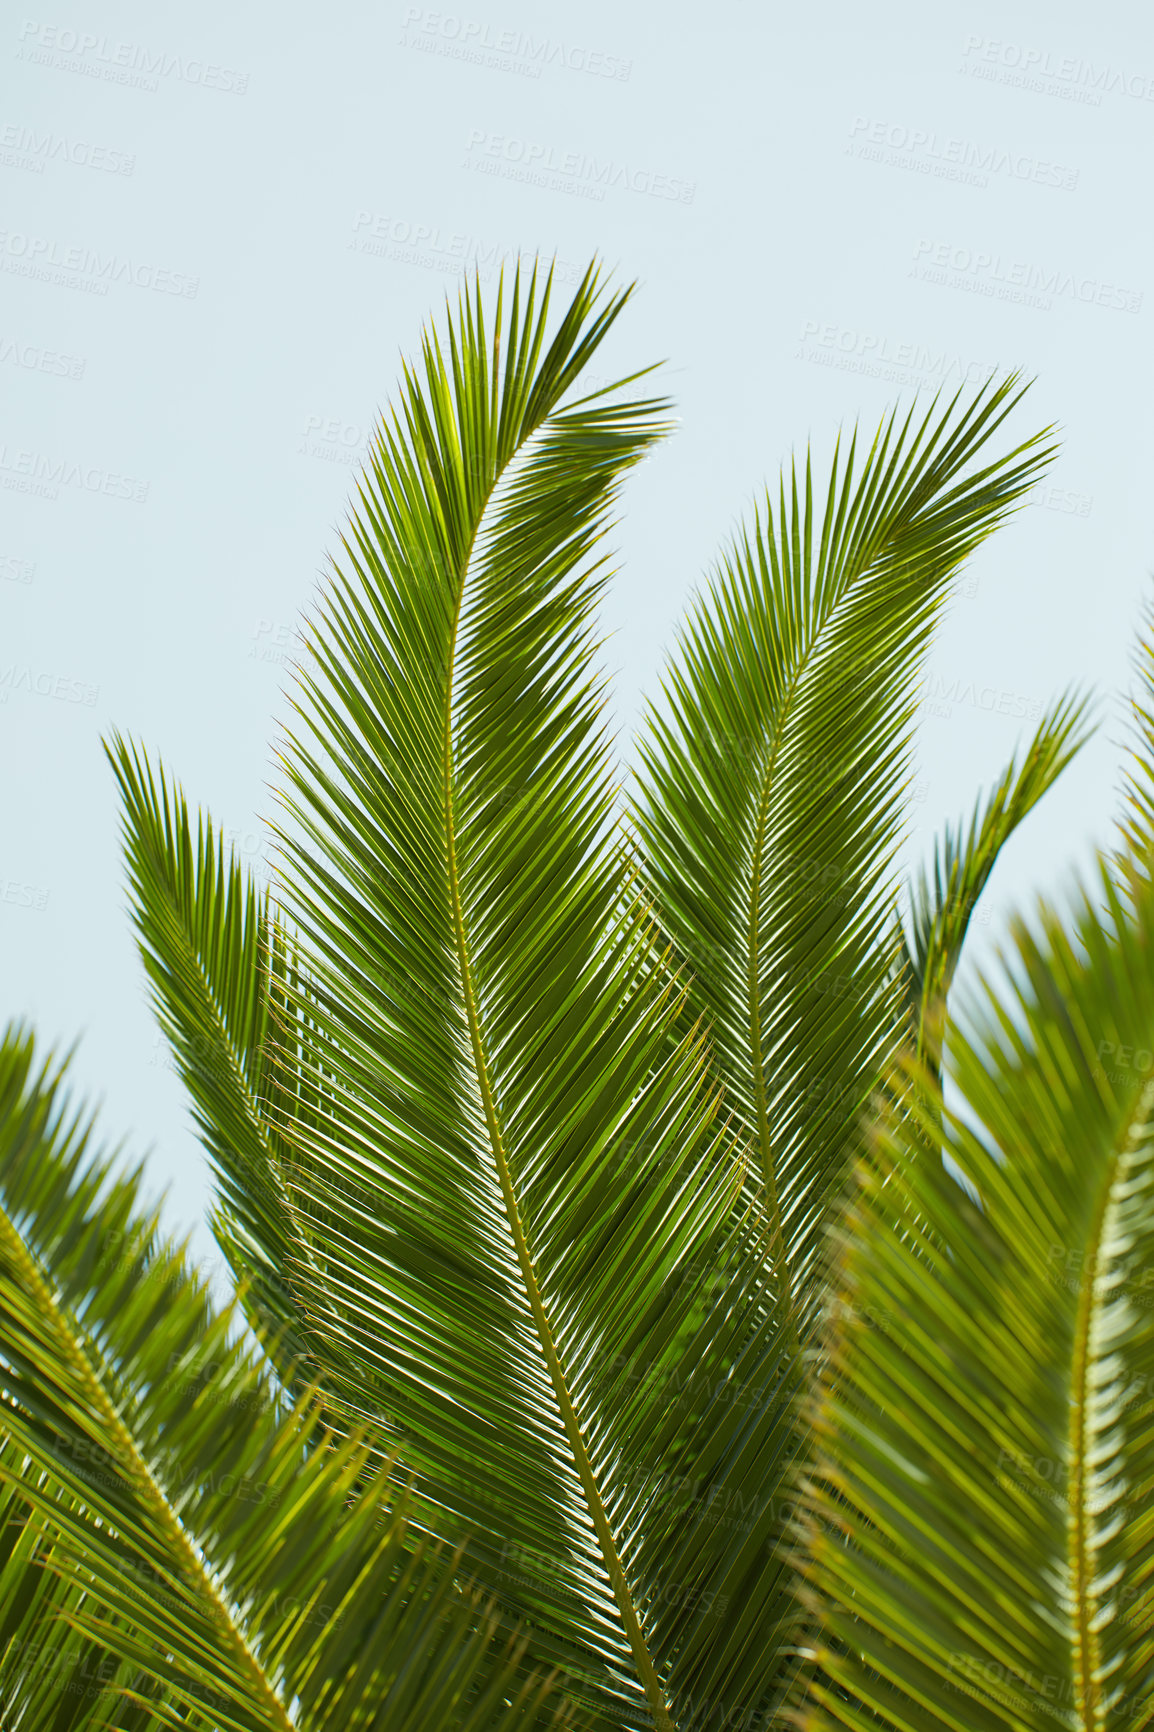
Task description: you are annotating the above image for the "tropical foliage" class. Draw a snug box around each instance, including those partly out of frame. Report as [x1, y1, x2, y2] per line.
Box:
[2, 260, 1142, 1730]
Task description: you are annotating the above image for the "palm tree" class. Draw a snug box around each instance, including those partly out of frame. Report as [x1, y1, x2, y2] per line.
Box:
[0, 260, 1117, 1729]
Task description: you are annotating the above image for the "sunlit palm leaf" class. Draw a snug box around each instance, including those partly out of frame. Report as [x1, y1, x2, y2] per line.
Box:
[631, 376, 1058, 1340]
[798, 858, 1154, 1732]
[253, 262, 795, 1730]
[0, 1449, 177, 1730]
[107, 736, 330, 1393]
[0, 1025, 589, 1731]
[894, 690, 1090, 1072]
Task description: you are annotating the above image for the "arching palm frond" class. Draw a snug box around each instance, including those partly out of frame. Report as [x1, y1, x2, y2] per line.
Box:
[107, 737, 328, 1396]
[630, 376, 1058, 1342]
[228, 261, 802, 1732]
[0, 1025, 588, 1732]
[894, 689, 1091, 1073]
[798, 856, 1154, 1732]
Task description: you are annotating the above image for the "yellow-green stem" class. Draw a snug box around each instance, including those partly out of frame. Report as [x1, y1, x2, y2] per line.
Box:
[442, 465, 673, 1732]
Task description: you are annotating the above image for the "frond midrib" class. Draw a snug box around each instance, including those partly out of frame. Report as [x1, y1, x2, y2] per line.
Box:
[1066, 1070, 1154, 1731]
[746, 647, 803, 1352]
[441, 435, 673, 1731]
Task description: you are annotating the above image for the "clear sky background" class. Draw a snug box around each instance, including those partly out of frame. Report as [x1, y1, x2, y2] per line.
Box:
[2, 0, 1150, 1294]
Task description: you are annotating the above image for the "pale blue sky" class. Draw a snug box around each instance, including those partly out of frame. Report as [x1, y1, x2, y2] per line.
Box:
[2, 0, 1150, 1291]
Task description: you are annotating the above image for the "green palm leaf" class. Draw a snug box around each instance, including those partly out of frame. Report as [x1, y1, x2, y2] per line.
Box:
[630, 377, 1058, 1340]
[894, 690, 1091, 1072]
[236, 261, 798, 1730]
[0, 1444, 177, 1730]
[0, 1024, 587, 1731]
[106, 734, 326, 1392]
[798, 856, 1154, 1732]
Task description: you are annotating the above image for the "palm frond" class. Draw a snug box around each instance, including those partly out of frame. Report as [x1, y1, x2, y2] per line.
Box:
[0, 1024, 590, 1731]
[0, 1441, 180, 1731]
[895, 690, 1091, 1071]
[106, 735, 327, 1392]
[630, 375, 1058, 1341]
[244, 259, 798, 1730]
[798, 857, 1154, 1732]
